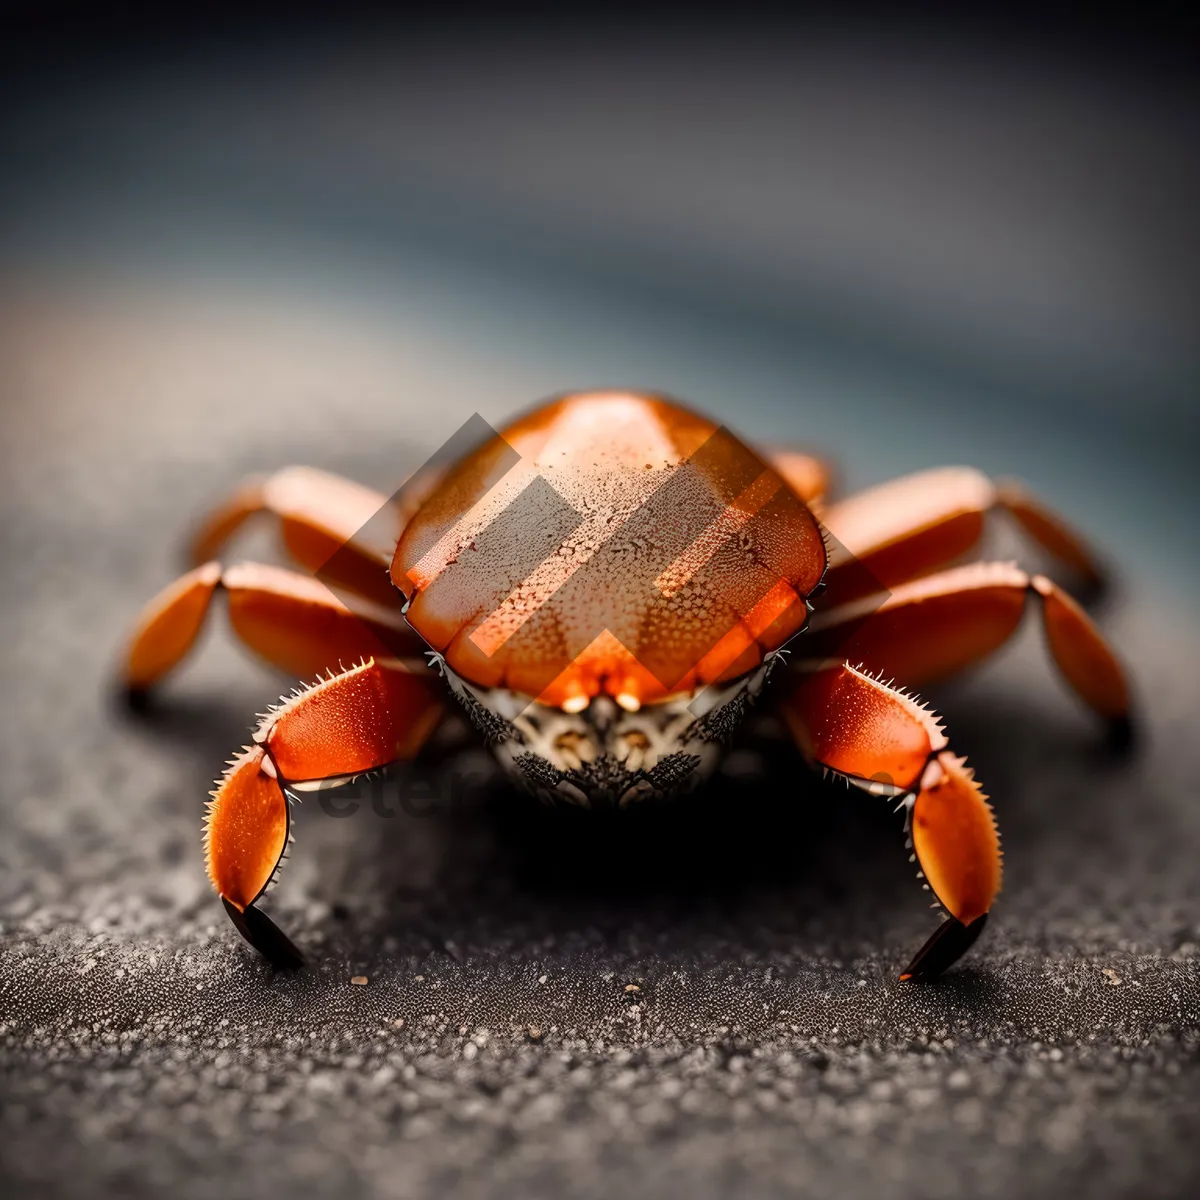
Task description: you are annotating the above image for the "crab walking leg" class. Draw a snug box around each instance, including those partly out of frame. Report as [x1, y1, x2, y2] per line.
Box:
[818, 467, 1104, 604]
[761, 446, 836, 507]
[780, 663, 1002, 980]
[123, 561, 422, 694]
[189, 465, 404, 608]
[205, 657, 444, 965]
[805, 562, 1130, 724]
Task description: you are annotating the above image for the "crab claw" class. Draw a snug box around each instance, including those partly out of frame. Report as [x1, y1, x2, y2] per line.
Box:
[202, 659, 445, 966]
[205, 745, 304, 967]
[782, 666, 1003, 980]
[900, 751, 1001, 980]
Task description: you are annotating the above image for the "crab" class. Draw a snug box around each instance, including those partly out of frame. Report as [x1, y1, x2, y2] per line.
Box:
[122, 391, 1130, 979]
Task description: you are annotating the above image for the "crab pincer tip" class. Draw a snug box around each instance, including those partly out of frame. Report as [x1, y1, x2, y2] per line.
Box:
[221, 897, 305, 970]
[899, 913, 989, 982]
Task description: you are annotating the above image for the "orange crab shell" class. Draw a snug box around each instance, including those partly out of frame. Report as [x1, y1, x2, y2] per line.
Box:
[390, 392, 828, 709]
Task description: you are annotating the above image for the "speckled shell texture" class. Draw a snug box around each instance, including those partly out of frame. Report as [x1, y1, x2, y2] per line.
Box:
[392, 393, 826, 707]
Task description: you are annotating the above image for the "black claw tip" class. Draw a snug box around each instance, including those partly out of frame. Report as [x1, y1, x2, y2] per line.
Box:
[121, 685, 152, 714]
[899, 913, 988, 982]
[1106, 713, 1136, 754]
[222, 898, 305, 970]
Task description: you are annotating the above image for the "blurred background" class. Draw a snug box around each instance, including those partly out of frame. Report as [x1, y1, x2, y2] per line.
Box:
[2, 7, 1197, 599]
[2, 9, 1198, 1200]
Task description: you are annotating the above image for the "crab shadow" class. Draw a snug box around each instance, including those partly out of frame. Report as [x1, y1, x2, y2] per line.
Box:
[300, 686, 1137, 964]
[113, 685, 270, 773]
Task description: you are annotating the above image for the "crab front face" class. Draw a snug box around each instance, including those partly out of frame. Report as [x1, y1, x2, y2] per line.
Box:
[438, 649, 786, 809]
[389, 392, 827, 806]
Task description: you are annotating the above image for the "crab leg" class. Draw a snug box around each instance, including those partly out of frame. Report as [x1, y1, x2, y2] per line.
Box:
[761, 446, 836, 507]
[188, 465, 404, 608]
[122, 562, 423, 696]
[781, 663, 1002, 980]
[205, 657, 444, 966]
[804, 561, 1130, 725]
[819, 467, 1104, 604]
